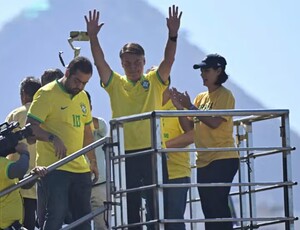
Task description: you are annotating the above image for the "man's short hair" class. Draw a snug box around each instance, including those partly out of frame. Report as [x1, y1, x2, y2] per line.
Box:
[41, 68, 64, 86]
[68, 56, 93, 76]
[119, 43, 145, 57]
[20, 76, 41, 99]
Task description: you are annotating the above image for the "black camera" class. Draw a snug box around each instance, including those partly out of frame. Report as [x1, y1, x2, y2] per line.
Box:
[0, 121, 33, 157]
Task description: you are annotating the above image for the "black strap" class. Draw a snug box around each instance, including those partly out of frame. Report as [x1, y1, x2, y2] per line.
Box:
[2, 221, 23, 230]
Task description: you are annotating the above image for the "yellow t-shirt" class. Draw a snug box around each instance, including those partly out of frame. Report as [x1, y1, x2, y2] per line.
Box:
[28, 80, 92, 173]
[0, 158, 23, 229]
[161, 100, 190, 179]
[5, 103, 37, 199]
[103, 70, 168, 150]
[194, 86, 239, 168]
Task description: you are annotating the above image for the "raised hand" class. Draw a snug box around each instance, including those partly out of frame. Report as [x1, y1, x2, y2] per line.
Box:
[166, 5, 182, 37]
[169, 87, 184, 110]
[84, 9, 104, 37]
[170, 87, 192, 109]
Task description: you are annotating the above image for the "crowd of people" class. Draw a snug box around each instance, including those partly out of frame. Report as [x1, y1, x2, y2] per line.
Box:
[0, 5, 239, 230]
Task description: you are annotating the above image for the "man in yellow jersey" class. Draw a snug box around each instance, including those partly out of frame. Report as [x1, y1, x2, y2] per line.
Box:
[36, 68, 64, 228]
[85, 5, 182, 229]
[161, 88, 194, 230]
[144, 66, 194, 229]
[5, 76, 41, 230]
[26, 56, 98, 230]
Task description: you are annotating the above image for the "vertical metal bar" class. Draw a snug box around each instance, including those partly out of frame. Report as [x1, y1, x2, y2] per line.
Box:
[110, 124, 120, 228]
[118, 124, 127, 228]
[236, 123, 249, 228]
[189, 149, 199, 230]
[281, 112, 295, 230]
[105, 137, 112, 230]
[245, 123, 257, 229]
[111, 123, 127, 228]
[150, 112, 164, 230]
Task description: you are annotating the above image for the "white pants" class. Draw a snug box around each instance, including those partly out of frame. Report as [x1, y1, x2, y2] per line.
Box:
[91, 183, 107, 230]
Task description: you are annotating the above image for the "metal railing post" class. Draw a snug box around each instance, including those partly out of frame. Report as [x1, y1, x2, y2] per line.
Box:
[281, 112, 295, 230]
[236, 122, 249, 228]
[110, 122, 127, 228]
[151, 113, 164, 230]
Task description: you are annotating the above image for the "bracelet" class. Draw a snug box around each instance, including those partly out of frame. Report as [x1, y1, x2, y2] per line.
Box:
[169, 35, 177, 42]
[48, 134, 55, 142]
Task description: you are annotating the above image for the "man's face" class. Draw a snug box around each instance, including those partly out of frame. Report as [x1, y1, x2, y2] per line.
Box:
[121, 53, 145, 82]
[65, 70, 91, 96]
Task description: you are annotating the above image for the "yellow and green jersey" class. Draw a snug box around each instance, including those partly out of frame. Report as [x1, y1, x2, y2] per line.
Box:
[161, 99, 191, 179]
[28, 80, 92, 173]
[0, 158, 23, 229]
[193, 86, 239, 168]
[103, 70, 168, 150]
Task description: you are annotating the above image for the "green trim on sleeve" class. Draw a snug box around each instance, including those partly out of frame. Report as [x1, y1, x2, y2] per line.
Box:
[156, 71, 169, 86]
[27, 113, 44, 123]
[101, 71, 114, 88]
[85, 120, 93, 126]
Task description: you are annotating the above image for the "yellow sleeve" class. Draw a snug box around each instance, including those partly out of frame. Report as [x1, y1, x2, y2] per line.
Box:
[28, 89, 51, 123]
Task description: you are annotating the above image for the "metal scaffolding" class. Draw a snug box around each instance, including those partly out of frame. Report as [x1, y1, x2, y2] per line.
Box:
[0, 109, 297, 230]
[109, 109, 297, 230]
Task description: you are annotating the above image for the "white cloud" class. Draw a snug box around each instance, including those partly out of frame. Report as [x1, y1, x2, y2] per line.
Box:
[0, 0, 49, 30]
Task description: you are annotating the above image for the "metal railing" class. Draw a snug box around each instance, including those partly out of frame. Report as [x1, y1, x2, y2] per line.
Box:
[0, 109, 298, 230]
[0, 136, 112, 230]
[109, 109, 297, 230]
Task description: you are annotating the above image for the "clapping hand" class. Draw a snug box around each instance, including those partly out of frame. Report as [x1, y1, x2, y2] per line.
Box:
[169, 87, 192, 109]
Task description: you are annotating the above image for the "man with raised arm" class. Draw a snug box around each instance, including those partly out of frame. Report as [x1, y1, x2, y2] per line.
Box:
[85, 6, 182, 229]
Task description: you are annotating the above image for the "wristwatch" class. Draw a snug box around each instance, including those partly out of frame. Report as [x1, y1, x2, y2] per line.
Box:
[48, 134, 55, 142]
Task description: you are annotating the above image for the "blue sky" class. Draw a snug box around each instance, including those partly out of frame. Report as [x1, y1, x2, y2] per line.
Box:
[145, 0, 300, 134]
[0, 0, 299, 224]
[0, 0, 299, 134]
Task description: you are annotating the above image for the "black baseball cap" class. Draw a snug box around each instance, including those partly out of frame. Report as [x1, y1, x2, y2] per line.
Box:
[193, 54, 227, 70]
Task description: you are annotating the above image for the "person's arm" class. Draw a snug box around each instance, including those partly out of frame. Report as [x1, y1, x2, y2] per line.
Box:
[26, 117, 67, 159]
[7, 143, 29, 179]
[85, 10, 112, 86]
[84, 123, 99, 183]
[21, 166, 49, 189]
[165, 130, 194, 148]
[178, 116, 194, 132]
[169, 88, 194, 131]
[189, 105, 225, 129]
[157, 5, 182, 83]
[170, 88, 225, 129]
